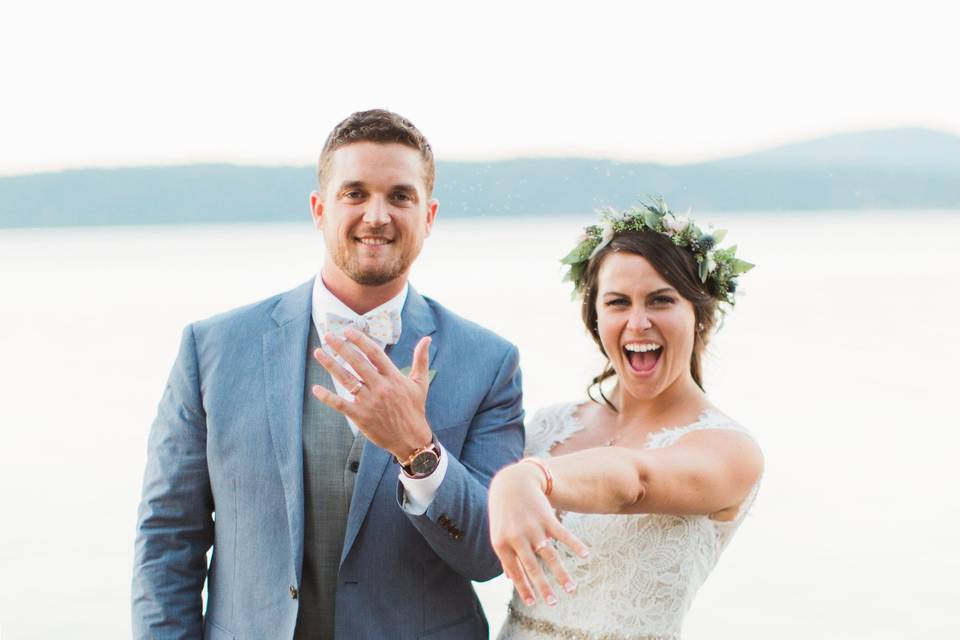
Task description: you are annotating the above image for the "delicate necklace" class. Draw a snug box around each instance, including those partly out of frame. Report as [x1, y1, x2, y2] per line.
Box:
[604, 422, 630, 447]
[602, 397, 628, 446]
[604, 431, 624, 447]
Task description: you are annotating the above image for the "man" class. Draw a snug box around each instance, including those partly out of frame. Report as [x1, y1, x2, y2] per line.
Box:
[132, 110, 525, 639]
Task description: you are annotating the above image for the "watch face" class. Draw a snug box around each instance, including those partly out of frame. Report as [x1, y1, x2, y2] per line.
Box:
[410, 451, 439, 476]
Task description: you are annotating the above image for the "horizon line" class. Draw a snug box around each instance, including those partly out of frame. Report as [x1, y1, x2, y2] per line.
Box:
[2, 125, 957, 179]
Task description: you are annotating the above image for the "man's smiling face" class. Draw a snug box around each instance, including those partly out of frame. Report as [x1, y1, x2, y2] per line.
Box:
[312, 141, 438, 288]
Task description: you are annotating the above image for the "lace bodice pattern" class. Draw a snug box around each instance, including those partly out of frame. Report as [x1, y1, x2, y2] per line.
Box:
[498, 402, 760, 640]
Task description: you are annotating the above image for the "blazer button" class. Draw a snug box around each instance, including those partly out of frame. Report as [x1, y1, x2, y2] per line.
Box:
[349, 461, 360, 473]
[289, 585, 298, 599]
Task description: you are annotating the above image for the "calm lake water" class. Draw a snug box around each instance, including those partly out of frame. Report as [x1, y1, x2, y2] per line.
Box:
[1, 211, 958, 638]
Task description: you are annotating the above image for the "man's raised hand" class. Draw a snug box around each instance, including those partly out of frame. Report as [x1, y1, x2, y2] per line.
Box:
[311, 328, 433, 459]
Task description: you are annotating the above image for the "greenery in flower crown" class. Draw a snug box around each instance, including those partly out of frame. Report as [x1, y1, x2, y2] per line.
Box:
[560, 197, 754, 306]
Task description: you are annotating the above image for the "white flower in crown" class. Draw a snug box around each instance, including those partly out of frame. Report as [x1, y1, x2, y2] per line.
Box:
[662, 213, 690, 234]
[588, 217, 616, 259]
[704, 250, 718, 274]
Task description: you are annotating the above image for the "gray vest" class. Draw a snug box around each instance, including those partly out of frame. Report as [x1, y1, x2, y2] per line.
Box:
[294, 325, 365, 640]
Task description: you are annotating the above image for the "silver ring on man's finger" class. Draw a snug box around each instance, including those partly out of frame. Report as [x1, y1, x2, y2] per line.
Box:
[349, 380, 364, 395]
[533, 538, 552, 553]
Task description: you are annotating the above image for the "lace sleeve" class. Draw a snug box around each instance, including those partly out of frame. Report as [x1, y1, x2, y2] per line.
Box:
[644, 409, 756, 450]
[523, 401, 583, 457]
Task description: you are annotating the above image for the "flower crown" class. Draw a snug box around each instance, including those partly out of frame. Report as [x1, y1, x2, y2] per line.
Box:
[560, 197, 754, 306]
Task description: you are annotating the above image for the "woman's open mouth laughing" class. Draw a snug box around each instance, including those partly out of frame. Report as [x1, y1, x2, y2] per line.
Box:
[624, 342, 662, 375]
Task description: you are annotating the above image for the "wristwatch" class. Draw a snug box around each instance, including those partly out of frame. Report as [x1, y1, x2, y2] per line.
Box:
[397, 435, 441, 479]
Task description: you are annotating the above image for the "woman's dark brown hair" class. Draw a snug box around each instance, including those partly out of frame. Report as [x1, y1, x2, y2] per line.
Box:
[580, 230, 719, 409]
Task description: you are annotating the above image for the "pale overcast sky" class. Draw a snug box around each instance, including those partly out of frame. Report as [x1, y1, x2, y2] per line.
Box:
[3, 0, 958, 175]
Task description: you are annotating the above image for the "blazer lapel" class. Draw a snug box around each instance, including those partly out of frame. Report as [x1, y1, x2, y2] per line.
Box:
[263, 280, 312, 584]
[341, 284, 437, 563]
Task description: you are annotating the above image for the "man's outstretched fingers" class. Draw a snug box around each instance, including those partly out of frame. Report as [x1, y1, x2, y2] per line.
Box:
[323, 333, 379, 382]
[313, 348, 364, 391]
[342, 328, 394, 372]
[409, 336, 432, 386]
[311, 383, 353, 416]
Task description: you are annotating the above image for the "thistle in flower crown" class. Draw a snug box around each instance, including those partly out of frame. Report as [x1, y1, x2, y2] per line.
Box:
[560, 197, 755, 306]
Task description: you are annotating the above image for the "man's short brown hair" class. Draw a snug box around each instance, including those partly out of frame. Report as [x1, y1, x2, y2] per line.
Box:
[318, 109, 436, 197]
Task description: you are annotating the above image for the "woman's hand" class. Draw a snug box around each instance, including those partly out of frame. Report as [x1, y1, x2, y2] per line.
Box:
[488, 461, 589, 606]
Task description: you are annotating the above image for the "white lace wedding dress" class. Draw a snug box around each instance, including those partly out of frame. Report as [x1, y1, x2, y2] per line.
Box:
[497, 402, 760, 640]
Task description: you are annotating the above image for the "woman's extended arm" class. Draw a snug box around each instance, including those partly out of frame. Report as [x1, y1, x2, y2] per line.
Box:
[547, 429, 761, 516]
[488, 429, 763, 606]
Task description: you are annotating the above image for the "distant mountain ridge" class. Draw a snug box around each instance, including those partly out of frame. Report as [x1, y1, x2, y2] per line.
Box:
[2, 127, 958, 228]
[704, 127, 960, 171]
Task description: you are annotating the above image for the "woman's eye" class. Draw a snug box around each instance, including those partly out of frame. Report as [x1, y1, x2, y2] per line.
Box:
[605, 299, 629, 307]
[651, 296, 676, 306]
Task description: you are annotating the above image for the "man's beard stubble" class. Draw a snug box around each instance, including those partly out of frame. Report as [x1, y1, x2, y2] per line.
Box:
[334, 238, 414, 286]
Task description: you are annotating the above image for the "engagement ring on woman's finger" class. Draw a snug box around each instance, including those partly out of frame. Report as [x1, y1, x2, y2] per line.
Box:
[349, 380, 364, 395]
[534, 539, 552, 553]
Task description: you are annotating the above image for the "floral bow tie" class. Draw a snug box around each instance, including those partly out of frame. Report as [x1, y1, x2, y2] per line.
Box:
[324, 308, 402, 346]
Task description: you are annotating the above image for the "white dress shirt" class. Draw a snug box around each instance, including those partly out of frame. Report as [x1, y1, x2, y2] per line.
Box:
[310, 275, 448, 514]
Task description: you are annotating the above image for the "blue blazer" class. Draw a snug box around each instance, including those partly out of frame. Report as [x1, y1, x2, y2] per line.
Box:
[132, 281, 525, 639]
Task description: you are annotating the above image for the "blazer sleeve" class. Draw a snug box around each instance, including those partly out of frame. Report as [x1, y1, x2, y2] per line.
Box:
[132, 324, 213, 639]
[399, 343, 525, 581]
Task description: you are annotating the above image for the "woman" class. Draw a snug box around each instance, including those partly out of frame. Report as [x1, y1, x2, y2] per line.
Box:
[491, 200, 764, 639]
